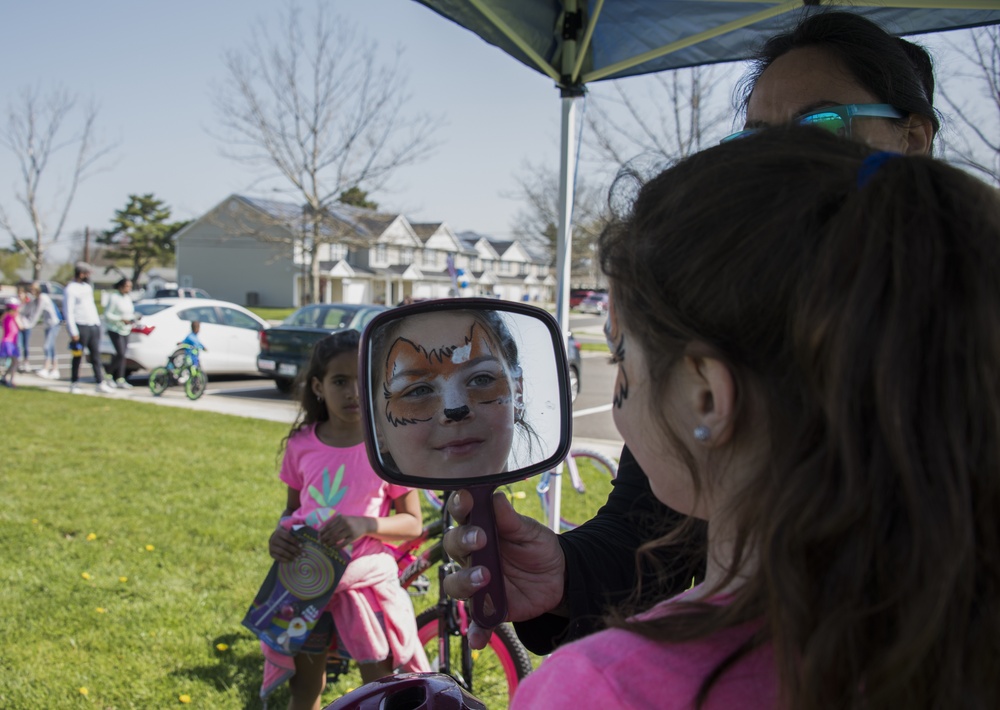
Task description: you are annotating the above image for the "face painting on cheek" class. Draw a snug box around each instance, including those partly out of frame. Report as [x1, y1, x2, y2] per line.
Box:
[383, 323, 511, 427]
[605, 299, 629, 409]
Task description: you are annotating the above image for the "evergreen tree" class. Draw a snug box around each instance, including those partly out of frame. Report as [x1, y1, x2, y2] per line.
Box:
[338, 186, 378, 210]
[99, 194, 189, 285]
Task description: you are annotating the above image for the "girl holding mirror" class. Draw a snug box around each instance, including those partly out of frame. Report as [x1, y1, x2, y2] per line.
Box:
[509, 128, 1000, 708]
[445, 9, 944, 658]
[371, 309, 540, 480]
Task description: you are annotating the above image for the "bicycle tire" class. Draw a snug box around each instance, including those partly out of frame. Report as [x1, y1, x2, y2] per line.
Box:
[415, 607, 532, 703]
[149, 367, 170, 396]
[185, 370, 207, 400]
[539, 448, 619, 531]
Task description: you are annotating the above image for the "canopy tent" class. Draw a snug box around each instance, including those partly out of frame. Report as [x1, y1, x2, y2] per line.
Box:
[413, 0, 1000, 528]
[415, 0, 1000, 325]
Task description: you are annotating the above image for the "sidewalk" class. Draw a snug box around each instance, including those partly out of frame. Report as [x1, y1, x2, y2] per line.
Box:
[13, 367, 624, 460]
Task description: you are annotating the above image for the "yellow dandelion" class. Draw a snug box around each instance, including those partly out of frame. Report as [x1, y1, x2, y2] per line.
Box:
[179, 694, 191, 703]
[79, 687, 89, 696]
[145, 544, 155, 552]
[119, 576, 128, 583]
[81, 572, 92, 580]
[215, 643, 229, 652]
[86, 533, 97, 541]
[512, 491, 526, 499]
[96, 607, 107, 614]
[31, 519, 38, 524]
[472, 650, 480, 661]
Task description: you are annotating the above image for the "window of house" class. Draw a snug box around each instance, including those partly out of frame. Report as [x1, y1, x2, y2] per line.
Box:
[423, 250, 437, 268]
[402, 247, 414, 265]
[375, 244, 387, 264]
[329, 243, 347, 261]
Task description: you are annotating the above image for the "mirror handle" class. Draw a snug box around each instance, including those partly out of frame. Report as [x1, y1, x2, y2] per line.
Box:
[468, 485, 508, 628]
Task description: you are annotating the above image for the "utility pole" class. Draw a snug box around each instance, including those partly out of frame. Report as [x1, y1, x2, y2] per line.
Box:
[83, 227, 91, 263]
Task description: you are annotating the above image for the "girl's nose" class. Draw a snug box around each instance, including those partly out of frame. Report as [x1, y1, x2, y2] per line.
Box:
[442, 405, 471, 422]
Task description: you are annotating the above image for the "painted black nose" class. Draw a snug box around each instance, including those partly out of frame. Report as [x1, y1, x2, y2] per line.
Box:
[443, 405, 470, 422]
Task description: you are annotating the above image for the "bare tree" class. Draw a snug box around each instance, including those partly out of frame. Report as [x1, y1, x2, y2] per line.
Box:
[212, 2, 440, 302]
[938, 27, 1000, 185]
[585, 65, 734, 169]
[508, 161, 610, 287]
[0, 87, 114, 279]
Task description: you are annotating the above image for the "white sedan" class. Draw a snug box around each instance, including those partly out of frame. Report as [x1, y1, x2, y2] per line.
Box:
[100, 298, 269, 376]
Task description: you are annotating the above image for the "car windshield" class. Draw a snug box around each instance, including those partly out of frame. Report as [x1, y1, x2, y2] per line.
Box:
[283, 306, 360, 328]
[134, 303, 172, 316]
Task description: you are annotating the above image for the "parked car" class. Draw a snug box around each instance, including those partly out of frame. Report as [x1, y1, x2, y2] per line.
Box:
[569, 289, 597, 309]
[578, 293, 609, 314]
[99, 298, 269, 376]
[567, 333, 582, 403]
[257, 303, 388, 392]
[152, 287, 211, 299]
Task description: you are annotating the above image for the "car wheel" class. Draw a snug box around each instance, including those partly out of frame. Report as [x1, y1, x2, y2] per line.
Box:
[275, 377, 294, 394]
[569, 364, 580, 403]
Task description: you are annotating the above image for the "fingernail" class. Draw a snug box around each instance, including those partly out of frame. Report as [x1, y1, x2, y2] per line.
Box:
[451, 491, 462, 509]
[463, 529, 478, 546]
[470, 568, 485, 587]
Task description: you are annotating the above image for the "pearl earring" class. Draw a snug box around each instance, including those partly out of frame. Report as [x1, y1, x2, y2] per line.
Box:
[693, 425, 711, 442]
[316, 394, 323, 402]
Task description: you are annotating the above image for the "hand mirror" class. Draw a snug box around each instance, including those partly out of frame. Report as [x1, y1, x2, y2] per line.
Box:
[359, 298, 573, 627]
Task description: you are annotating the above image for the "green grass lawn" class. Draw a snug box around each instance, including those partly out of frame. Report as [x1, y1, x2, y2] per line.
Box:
[247, 307, 295, 323]
[0, 387, 616, 709]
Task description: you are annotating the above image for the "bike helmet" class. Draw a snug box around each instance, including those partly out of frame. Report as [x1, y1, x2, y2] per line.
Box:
[321, 673, 487, 710]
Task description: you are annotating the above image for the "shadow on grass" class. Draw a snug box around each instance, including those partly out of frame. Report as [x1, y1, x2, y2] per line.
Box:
[170, 632, 281, 710]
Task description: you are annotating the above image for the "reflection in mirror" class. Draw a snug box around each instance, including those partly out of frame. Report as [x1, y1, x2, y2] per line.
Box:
[367, 307, 564, 481]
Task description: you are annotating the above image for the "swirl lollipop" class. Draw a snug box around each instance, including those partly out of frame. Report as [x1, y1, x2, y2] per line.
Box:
[278, 545, 337, 600]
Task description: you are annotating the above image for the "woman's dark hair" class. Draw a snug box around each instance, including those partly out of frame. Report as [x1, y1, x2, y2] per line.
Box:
[600, 126, 1000, 709]
[114, 277, 130, 291]
[280, 329, 361, 453]
[738, 11, 940, 138]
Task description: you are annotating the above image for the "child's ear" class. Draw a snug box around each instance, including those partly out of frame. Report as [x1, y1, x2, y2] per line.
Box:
[311, 376, 324, 401]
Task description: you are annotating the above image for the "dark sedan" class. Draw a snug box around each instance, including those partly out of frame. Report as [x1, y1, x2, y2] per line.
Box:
[257, 303, 388, 392]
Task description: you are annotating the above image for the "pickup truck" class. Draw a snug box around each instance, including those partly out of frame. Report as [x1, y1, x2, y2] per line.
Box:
[257, 303, 388, 393]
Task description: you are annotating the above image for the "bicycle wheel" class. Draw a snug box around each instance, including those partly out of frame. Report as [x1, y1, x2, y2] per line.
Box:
[148, 367, 170, 396]
[184, 370, 207, 400]
[538, 449, 619, 531]
[415, 606, 532, 704]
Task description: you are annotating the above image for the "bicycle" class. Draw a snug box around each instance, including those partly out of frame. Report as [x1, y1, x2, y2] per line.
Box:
[536, 448, 618, 530]
[148, 343, 207, 400]
[326, 492, 533, 703]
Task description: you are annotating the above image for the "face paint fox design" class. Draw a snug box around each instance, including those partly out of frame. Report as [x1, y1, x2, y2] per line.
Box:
[376, 312, 518, 479]
[383, 322, 511, 426]
[605, 295, 629, 409]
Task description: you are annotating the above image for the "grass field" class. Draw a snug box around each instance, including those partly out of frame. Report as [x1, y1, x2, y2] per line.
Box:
[0, 387, 616, 709]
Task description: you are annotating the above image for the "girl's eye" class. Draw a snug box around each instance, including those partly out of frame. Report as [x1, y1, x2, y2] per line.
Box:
[401, 384, 433, 398]
[331, 377, 347, 386]
[468, 373, 497, 387]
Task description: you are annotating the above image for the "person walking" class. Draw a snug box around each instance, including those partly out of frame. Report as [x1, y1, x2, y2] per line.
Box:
[103, 277, 135, 389]
[64, 262, 113, 394]
[1, 298, 24, 387]
[21, 282, 62, 379]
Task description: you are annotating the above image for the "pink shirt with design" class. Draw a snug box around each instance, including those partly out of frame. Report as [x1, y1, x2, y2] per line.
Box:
[511, 586, 777, 710]
[279, 423, 412, 560]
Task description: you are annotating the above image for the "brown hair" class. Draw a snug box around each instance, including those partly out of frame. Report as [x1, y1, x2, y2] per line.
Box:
[600, 127, 1000, 708]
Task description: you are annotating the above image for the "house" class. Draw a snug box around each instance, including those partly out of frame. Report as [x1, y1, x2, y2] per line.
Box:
[173, 195, 555, 308]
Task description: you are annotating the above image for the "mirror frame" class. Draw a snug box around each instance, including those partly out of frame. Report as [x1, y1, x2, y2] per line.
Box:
[358, 298, 574, 489]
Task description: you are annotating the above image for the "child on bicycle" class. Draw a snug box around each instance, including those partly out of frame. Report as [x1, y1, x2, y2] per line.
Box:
[177, 320, 207, 366]
[263, 329, 429, 708]
[506, 129, 1000, 708]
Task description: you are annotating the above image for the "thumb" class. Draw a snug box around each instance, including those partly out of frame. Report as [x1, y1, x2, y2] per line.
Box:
[492, 490, 526, 537]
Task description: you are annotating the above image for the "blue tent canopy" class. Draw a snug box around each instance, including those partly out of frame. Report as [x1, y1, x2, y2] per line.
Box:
[415, 1, 1000, 87]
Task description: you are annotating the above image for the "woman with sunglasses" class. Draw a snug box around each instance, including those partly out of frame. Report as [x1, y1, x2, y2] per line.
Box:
[730, 11, 938, 154]
[442, 10, 943, 656]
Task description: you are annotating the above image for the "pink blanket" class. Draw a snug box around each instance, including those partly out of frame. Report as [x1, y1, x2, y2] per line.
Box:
[260, 550, 429, 703]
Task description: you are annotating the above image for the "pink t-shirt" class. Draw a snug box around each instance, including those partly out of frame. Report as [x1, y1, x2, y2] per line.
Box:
[1, 312, 20, 344]
[279, 424, 412, 559]
[511, 588, 777, 710]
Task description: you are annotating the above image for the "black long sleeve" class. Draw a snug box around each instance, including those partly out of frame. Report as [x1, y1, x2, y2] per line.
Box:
[513, 446, 706, 654]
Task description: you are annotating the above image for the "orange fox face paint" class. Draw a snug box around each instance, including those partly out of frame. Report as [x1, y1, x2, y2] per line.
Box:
[383, 322, 511, 426]
[375, 312, 518, 479]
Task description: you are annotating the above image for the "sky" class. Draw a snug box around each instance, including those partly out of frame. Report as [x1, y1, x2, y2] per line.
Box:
[0, 2, 983, 264]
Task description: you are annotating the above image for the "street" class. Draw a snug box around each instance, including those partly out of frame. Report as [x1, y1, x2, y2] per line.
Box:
[20, 313, 624, 454]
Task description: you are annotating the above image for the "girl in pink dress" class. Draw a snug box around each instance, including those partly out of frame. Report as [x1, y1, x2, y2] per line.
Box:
[1, 299, 23, 387]
[263, 329, 428, 709]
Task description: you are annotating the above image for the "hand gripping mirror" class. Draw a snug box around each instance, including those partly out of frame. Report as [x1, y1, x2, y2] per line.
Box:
[359, 299, 573, 627]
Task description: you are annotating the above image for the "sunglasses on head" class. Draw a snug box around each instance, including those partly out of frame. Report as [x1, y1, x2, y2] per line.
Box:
[721, 103, 906, 144]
